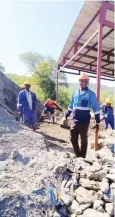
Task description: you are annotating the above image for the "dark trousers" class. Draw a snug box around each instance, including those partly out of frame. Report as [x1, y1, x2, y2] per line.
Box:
[70, 122, 89, 158]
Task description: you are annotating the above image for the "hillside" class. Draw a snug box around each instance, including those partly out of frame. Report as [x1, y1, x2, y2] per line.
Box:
[69, 82, 114, 105]
[69, 82, 114, 92]
[0, 72, 44, 119]
[5, 73, 114, 106]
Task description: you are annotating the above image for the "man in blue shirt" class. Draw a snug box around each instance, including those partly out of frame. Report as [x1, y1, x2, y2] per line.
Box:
[64, 73, 100, 158]
[100, 98, 114, 130]
[17, 81, 37, 131]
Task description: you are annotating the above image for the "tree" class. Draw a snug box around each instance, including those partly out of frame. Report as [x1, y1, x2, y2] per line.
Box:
[33, 61, 56, 100]
[19, 52, 43, 73]
[19, 52, 68, 86]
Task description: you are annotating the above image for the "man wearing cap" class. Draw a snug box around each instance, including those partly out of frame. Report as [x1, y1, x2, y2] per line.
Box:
[100, 98, 114, 130]
[64, 73, 100, 158]
[17, 81, 37, 131]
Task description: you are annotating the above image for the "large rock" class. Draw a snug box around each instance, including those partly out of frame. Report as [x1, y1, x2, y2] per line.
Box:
[0, 71, 20, 115]
[75, 187, 96, 204]
[80, 178, 100, 191]
[96, 147, 114, 163]
[93, 200, 104, 210]
[83, 208, 110, 217]
[89, 162, 102, 173]
[87, 170, 107, 181]
[0, 71, 44, 119]
[105, 203, 114, 215]
[69, 200, 82, 215]
[60, 191, 73, 206]
[100, 178, 109, 194]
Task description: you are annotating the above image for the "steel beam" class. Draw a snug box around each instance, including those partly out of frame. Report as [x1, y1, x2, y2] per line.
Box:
[66, 56, 113, 65]
[104, 20, 115, 29]
[72, 29, 114, 66]
[83, 48, 114, 70]
[103, 1, 114, 12]
[60, 70, 114, 81]
[57, 29, 99, 73]
[65, 57, 114, 72]
[60, 9, 100, 65]
[61, 64, 113, 77]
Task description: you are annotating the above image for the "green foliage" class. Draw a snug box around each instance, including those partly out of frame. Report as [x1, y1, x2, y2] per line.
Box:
[19, 52, 67, 86]
[5, 73, 32, 87]
[6, 72, 114, 109]
[59, 87, 72, 108]
[34, 61, 56, 100]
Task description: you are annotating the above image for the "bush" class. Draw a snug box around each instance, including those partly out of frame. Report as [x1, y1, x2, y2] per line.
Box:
[59, 87, 72, 108]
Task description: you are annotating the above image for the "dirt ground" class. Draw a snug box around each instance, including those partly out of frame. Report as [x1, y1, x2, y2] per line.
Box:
[36, 119, 105, 152]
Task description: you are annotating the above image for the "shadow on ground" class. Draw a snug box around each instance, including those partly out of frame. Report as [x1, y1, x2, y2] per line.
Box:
[37, 131, 73, 153]
[38, 131, 67, 143]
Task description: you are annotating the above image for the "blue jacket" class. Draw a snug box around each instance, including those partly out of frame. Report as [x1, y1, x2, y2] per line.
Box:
[99, 104, 114, 121]
[66, 87, 100, 124]
[17, 90, 37, 114]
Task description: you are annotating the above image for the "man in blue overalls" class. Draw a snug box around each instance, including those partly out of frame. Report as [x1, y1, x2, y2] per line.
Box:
[17, 81, 37, 131]
[64, 73, 100, 158]
[100, 98, 114, 130]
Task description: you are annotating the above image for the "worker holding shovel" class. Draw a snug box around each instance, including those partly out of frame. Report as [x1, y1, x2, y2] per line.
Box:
[40, 99, 63, 123]
[100, 98, 114, 130]
[64, 73, 100, 158]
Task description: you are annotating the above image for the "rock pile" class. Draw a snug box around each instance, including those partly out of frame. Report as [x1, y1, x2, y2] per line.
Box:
[52, 145, 115, 217]
[0, 104, 115, 217]
[0, 71, 44, 119]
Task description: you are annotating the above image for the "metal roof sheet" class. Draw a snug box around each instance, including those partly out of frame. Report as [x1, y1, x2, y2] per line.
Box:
[58, 1, 114, 78]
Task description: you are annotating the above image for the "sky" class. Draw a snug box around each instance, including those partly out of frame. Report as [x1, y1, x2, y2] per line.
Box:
[0, 0, 114, 87]
[0, 0, 84, 74]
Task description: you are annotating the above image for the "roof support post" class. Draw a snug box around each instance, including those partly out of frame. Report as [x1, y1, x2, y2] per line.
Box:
[56, 72, 59, 103]
[95, 3, 104, 151]
[56, 65, 60, 103]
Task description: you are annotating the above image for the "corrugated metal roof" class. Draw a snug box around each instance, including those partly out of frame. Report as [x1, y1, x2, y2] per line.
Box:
[58, 1, 114, 78]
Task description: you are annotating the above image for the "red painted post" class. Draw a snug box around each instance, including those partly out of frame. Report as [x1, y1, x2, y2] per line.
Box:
[96, 23, 103, 101]
[56, 71, 59, 103]
[95, 3, 104, 151]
